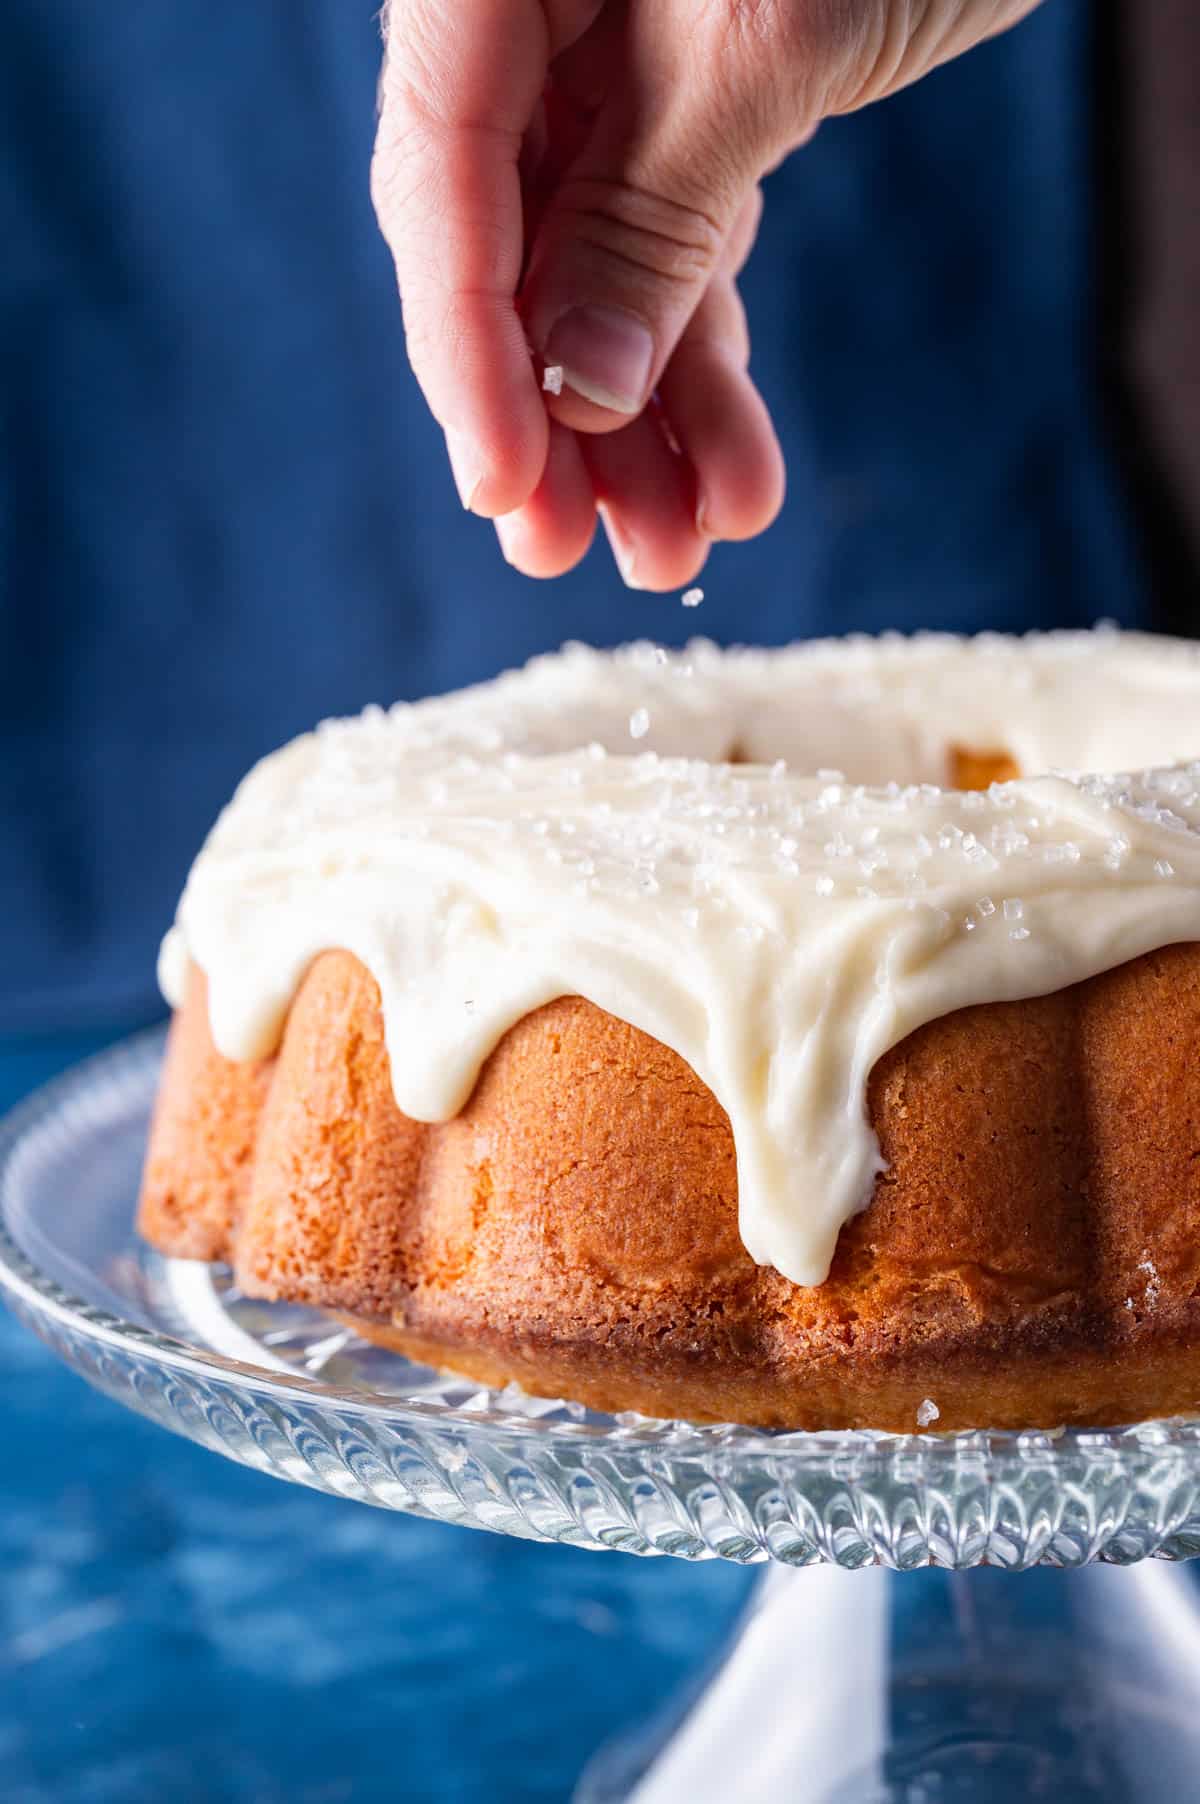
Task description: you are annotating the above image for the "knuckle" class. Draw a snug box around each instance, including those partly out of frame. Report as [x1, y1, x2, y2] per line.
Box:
[718, 0, 792, 52]
[713, 0, 866, 134]
[369, 140, 410, 241]
[720, 0, 849, 59]
[370, 88, 436, 238]
[552, 176, 729, 292]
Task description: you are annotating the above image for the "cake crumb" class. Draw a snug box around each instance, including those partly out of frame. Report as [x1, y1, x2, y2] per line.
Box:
[916, 1397, 940, 1428]
[542, 364, 564, 395]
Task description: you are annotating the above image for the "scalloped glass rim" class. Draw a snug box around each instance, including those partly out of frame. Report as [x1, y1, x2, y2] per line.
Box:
[4, 1028, 1200, 1568]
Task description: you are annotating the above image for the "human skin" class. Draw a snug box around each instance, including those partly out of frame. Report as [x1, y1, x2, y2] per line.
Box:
[372, 1, 1041, 589]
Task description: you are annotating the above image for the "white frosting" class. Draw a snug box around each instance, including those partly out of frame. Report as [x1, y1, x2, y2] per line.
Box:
[160, 629, 1200, 1287]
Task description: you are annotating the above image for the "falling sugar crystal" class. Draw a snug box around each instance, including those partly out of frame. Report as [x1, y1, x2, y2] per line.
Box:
[629, 707, 650, 740]
[916, 1398, 940, 1428]
[681, 587, 704, 608]
[542, 364, 564, 396]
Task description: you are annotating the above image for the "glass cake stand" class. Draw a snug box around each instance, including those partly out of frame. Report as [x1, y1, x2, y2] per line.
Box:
[4, 1033, 1200, 1802]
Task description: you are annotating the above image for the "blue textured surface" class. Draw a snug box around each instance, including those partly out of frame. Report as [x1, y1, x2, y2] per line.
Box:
[0, 1040, 751, 1804]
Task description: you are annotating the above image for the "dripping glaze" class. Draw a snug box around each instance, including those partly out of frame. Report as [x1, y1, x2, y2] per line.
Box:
[159, 629, 1200, 1287]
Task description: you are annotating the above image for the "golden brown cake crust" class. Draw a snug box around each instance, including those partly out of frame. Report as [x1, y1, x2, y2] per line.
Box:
[138, 967, 275, 1262]
[138, 946, 1200, 1432]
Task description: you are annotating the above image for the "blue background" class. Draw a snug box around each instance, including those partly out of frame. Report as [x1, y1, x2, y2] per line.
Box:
[0, 0, 1168, 1797]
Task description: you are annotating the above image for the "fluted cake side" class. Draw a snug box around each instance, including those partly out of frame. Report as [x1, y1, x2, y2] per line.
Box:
[139, 945, 1200, 1432]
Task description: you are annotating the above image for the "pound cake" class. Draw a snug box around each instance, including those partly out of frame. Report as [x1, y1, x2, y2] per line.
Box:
[139, 630, 1200, 1431]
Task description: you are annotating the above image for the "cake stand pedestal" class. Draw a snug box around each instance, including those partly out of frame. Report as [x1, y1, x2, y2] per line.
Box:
[576, 1559, 1200, 1801]
[4, 1032, 1200, 1804]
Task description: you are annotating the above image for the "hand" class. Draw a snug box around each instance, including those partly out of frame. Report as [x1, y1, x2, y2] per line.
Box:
[372, 1, 1040, 589]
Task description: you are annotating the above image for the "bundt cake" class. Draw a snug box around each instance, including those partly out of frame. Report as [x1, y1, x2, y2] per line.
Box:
[139, 630, 1200, 1431]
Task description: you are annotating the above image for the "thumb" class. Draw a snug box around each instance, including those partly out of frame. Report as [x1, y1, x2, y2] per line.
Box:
[520, 23, 763, 427]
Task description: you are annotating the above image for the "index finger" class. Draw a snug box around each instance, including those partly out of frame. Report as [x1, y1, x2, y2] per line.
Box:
[372, 0, 550, 516]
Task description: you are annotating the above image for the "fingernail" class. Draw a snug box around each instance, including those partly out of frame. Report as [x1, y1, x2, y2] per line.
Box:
[544, 307, 654, 414]
[446, 430, 485, 511]
[597, 503, 645, 589]
[494, 512, 525, 570]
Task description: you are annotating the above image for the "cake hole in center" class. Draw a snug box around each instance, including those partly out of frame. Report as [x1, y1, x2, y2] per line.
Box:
[727, 740, 1019, 791]
[949, 746, 1021, 791]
